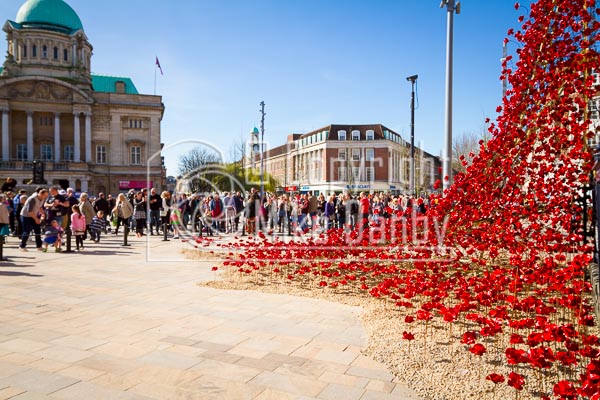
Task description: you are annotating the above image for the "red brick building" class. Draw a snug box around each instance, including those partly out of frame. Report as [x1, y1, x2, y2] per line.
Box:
[250, 124, 442, 195]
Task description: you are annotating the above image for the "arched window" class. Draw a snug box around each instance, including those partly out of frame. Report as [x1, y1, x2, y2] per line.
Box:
[41, 45, 47, 58]
[32, 45, 37, 57]
[53, 46, 58, 60]
[63, 49, 68, 62]
[23, 45, 27, 58]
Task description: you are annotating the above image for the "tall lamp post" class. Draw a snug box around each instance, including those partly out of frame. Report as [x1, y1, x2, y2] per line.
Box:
[440, 0, 460, 193]
[406, 74, 418, 197]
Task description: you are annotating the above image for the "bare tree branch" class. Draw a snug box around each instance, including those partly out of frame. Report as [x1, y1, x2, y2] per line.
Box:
[178, 147, 222, 193]
[453, 125, 491, 173]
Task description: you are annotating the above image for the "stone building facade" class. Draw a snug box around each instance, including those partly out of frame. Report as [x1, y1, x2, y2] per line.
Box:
[0, 0, 165, 194]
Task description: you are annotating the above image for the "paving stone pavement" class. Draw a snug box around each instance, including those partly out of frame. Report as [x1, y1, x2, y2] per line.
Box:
[0, 233, 423, 400]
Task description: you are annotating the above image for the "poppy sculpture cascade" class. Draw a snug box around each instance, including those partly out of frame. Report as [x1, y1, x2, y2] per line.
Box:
[217, 0, 600, 398]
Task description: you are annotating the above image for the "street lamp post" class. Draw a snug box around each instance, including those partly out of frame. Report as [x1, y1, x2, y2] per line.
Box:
[440, 0, 460, 193]
[406, 74, 418, 197]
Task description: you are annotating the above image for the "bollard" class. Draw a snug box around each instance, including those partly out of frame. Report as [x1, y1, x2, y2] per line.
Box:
[162, 222, 169, 241]
[0, 235, 5, 261]
[64, 225, 74, 253]
[122, 224, 131, 247]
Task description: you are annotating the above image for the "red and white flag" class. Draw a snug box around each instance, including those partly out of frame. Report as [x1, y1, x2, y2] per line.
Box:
[155, 56, 163, 75]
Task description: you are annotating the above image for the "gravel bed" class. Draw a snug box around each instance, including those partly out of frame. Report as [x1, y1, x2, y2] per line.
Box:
[190, 248, 594, 400]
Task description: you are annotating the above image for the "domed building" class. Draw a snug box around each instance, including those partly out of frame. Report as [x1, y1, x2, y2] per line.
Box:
[0, 0, 165, 193]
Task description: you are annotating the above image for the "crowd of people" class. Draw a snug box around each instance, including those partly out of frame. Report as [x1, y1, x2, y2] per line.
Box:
[237, 189, 433, 235]
[0, 175, 435, 253]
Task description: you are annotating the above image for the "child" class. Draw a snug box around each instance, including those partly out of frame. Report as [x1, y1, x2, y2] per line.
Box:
[170, 206, 182, 239]
[71, 204, 86, 251]
[42, 219, 63, 252]
[90, 210, 105, 243]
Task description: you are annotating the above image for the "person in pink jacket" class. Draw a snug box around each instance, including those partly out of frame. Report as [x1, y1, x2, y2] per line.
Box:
[71, 205, 86, 251]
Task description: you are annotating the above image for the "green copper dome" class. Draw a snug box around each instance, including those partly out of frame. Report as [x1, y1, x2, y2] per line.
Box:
[15, 0, 83, 33]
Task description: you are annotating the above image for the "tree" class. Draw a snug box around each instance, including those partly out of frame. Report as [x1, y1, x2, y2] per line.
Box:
[228, 134, 247, 168]
[452, 125, 491, 174]
[178, 147, 222, 193]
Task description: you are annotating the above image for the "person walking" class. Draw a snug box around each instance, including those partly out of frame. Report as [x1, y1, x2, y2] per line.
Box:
[19, 188, 49, 252]
[132, 191, 147, 238]
[93, 192, 110, 233]
[13, 189, 26, 236]
[113, 193, 133, 235]
[323, 195, 335, 231]
[209, 193, 224, 234]
[0, 193, 11, 237]
[70, 205, 86, 251]
[148, 188, 162, 235]
[223, 192, 236, 233]
[78, 193, 95, 240]
[90, 210, 105, 243]
[308, 192, 318, 230]
[159, 191, 171, 235]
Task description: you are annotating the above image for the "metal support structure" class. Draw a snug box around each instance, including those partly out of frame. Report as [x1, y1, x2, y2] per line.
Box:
[63, 225, 74, 253]
[259, 101, 266, 201]
[406, 74, 418, 197]
[0, 235, 5, 261]
[162, 222, 169, 241]
[122, 224, 131, 247]
[441, 0, 460, 193]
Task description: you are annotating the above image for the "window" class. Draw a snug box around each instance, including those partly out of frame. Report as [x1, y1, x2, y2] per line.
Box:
[96, 145, 107, 164]
[32, 45, 37, 57]
[53, 46, 58, 60]
[366, 130, 374, 140]
[352, 130, 360, 141]
[128, 119, 143, 129]
[338, 167, 347, 182]
[338, 149, 346, 160]
[39, 116, 52, 126]
[338, 130, 346, 140]
[40, 144, 52, 161]
[130, 146, 142, 165]
[366, 148, 375, 161]
[63, 48, 68, 62]
[23, 45, 27, 58]
[115, 81, 126, 93]
[64, 145, 74, 162]
[352, 167, 361, 181]
[16, 144, 27, 161]
[41, 45, 47, 58]
[366, 167, 375, 182]
[590, 99, 600, 120]
[352, 148, 361, 161]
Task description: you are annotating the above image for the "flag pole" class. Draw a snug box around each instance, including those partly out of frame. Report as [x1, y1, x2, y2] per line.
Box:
[154, 60, 157, 95]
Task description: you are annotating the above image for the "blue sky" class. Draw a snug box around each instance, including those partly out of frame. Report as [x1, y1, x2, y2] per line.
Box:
[0, 0, 526, 176]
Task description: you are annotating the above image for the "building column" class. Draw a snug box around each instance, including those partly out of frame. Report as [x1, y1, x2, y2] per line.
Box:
[2, 109, 9, 161]
[84, 113, 92, 162]
[26, 111, 33, 161]
[81, 180, 89, 193]
[73, 112, 80, 162]
[54, 112, 60, 162]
